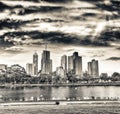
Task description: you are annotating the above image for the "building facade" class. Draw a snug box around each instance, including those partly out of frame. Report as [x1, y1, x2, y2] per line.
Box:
[88, 59, 99, 78]
[26, 63, 34, 76]
[73, 52, 82, 77]
[33, 52, 38, 75]
[41, 50, 52, 74]
[61, 55, 67, 74]
[68, 56, 73, 73]
[68, 52, 82, 78]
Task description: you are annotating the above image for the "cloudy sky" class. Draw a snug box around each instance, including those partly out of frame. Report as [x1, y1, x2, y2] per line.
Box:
[0, 0, 120, 75]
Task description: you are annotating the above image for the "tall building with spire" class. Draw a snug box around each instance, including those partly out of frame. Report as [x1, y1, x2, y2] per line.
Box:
[88, 59, 99, 78]
[33, 51, 38, 75]
[41, 50, 52, 74]
[61, 55, 67, 74]
[41, 43, 52, 74]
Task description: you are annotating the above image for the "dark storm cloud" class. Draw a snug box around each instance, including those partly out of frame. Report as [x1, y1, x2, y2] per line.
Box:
[106, 57, 120, 61]
[0, 2, 11, 11]
[116, 47, 120, 50]
[40, 18, 65, 23]
[0, 31, 110, 47]
[70, 16, 86, 21]
[0, 38, 14, 48]
[0, 1, 64, 15]
[13, 6, 64, 15]
[14, 0, 72, 3]
[82, 13, 97, 17]
[0, 18, 38, 29]
[97, 1, 120, 13]
[42, 0, 72, 3]
[80, 0, 120, 14]
[102, 14, 120, 21]
[98, 29, 120, 42]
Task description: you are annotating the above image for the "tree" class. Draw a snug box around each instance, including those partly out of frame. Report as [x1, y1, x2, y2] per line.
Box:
[111, 72, 120, 81]
[100, 73, 108, 81]
[6, 64, 27, 83]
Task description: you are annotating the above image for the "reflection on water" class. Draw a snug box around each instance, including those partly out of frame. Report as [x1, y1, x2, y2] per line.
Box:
[0, 86, 120, 102]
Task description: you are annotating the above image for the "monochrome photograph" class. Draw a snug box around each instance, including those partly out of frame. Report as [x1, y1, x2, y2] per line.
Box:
[0, 0, 120, 113]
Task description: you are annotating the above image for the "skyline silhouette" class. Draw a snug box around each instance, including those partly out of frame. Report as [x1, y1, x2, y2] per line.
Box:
[0, 0, 119, 75]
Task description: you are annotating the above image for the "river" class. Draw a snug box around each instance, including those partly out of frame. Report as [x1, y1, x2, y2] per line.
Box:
[0, 86, 120, 102]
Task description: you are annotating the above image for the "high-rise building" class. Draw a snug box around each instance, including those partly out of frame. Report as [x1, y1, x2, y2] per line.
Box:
[33, 52, 38, 75]
[68, 52, 82, 77]
[73, 52, 82, 77]
[50, 59, 52, 73]
[61, 55, 67, 74]
[26, 63, 34, 76]
[88, 59, 99, 78]
[88, 62, 92, 76]
[41, 50, 52, 74]
[68, 56, 73, 73]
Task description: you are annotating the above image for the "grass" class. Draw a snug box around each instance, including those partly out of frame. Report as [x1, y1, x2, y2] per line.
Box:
[0, 104, 120, 114]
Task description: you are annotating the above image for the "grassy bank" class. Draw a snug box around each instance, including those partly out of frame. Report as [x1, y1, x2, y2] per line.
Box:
[0, 104, 120, 114]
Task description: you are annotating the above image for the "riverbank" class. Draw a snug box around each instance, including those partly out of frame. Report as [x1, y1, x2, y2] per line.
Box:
[1, 100, 120, 106]
[0, 83, 120, 88]
[0, 102, 120, 114]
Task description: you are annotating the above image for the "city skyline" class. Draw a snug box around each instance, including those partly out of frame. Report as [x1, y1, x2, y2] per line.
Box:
[0, 0, 119, 75]
[0, 47, 119, 76]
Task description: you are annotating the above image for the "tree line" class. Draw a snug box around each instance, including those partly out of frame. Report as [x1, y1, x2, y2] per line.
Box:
[0, 64, 120, 84]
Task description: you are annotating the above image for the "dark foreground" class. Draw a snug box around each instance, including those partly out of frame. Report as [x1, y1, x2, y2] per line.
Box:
[0, 104, 120, 114]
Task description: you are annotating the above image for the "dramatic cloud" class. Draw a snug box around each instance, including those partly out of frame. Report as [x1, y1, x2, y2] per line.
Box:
[0, 2, 11, 11]
[98, 29, 120, 42]
[0, 0, 119, 74]
[106, 57, 120, 61]
[0, 18, 38, 29]
[0, 38, 14, 48]
[0, 31, 111, 47]
[5, 47, 25, 54]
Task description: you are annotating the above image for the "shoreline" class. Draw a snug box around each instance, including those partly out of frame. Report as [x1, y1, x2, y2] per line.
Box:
[1, 100, 120, 106]
[1, 102, 120, 114]
[0, 83, 120, 88]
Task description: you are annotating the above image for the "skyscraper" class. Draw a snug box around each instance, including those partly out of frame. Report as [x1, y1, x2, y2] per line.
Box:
[26, 63, 34, 76]
[88, 62, 92, 76]
[61, 55, 67, 74]
[73, 52, 82, 77]
[33, 52, 38, 75]
[88, 59, 99, 78]
[41, 50, 52, 74]
[68, 52, 82, 77]
[68, 56, 73, 73]
[50, 59, 52, 73]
